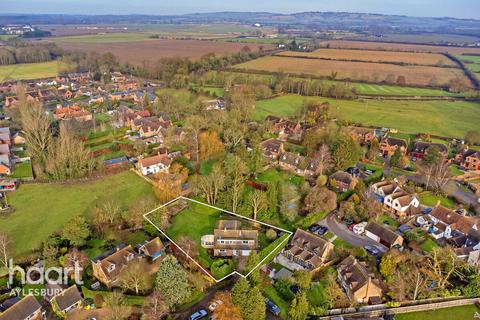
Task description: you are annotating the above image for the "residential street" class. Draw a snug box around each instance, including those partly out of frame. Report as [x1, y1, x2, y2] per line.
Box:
[320, 211, 388, 254]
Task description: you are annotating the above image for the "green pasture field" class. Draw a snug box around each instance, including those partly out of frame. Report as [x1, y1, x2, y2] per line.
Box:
[0, 61, 67, 81]
[254, 94, 480, 138]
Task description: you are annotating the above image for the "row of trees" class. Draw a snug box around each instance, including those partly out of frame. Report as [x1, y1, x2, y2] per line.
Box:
[0, 42, 61, 65]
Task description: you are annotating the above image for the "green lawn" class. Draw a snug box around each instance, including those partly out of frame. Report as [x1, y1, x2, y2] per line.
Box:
[155, 88, 196, 106]
[0, 61, 68, 81]
[420, 238, 440, 253]
[0, 171, 155, 256]
[254, 94, 480, 138]
[449, 165, 465, 177]
[81, 286, 145, 306]
[419, 191, 456, 208]
[396, 304, 480, 320]
[193, 86, 225, 97]
[11, 161, 33, 179]
[166, 201, 220, 268]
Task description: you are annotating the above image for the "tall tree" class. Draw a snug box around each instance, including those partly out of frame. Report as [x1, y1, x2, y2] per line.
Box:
[184, 115, 204, 168]
[280, 184, 300, 222]
[250, 189, 267, 220]
[119, 261, 149, 295]
[155, 256, 191, 308]
[193, 164, 225, 204]
[224, 155, 248, 213]
[61, 216, 90, 247]
[245, 251, 261, 286]
[143, 291, 168, 320]
[104, 290, 131, 320]
[288, 293, 309, 320]
[199, 130, 225, 160]
[213, 292, 242, 320]
[0, 233, 11, 268]
[314, 144, 333, 176]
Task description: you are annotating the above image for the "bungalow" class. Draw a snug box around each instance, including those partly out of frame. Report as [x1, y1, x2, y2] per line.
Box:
[410, 142, 448, 160]
[330, 171, 357, 193]
[92, 244, 137, 288]
[137, 237, 165, 262]
[138, 153, 172, 176]
[365, 222, 403, 248]
[50, 285, 83, 317]
[283, 229, 334, 271]
[379, 137, 407, 157]
[260, 139, 284, 160]
[104, 156, 129, 171]
[0, 295, 46, 320]
[337, 256, 383, 304]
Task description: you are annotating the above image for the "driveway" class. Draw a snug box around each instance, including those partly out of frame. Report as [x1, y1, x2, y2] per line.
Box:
[320, 211, 388, 254]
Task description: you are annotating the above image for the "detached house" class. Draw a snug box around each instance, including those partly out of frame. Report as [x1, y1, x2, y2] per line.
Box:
[0, 295, 45, 320]
[49, 285, 83, 317]
[380, 137, 407, 157]
[92, 244, 137, 288]
[330, 171, 357, 192]
[425, 205, 479, 240]
[337, 256, 383, 304]
[260, 139, 284, 160]
[383, 190, 420, 218]
[138, 153, 172, 176]
[201, 220, 258, 257]
[266, 116, 303, 141]
[410, 142, 448, 160]
[455, 149, 480, 171]
[365, 222, 403, 248]
[283, 229, 334, 271]
[137, 237, 165, 262]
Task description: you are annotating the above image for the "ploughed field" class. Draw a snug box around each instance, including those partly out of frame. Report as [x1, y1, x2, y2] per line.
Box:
[56, 38, 271, 64]
[279, 48, 456, 66]
[234, 55, 467, 87]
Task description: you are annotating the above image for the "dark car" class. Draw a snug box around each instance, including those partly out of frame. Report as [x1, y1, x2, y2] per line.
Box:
[188, 309, 208, 320]
[422, 207, 433, 214]
[347, 167, 360, 175]
[316, 226, 329, 236]
[265, 298, 281, 316]
[364, 244, 380, 256]
[308, 224, 321, 233]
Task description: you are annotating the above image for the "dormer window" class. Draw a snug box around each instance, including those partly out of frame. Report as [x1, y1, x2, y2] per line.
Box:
[107, 263, 116, 273]
[126, 252, 134, 262]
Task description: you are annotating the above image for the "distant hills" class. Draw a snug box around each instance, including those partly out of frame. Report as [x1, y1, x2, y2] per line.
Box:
[0, 12, 479, 37]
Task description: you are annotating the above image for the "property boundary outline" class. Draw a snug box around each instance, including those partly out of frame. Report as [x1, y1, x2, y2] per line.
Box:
[143, 196, 293, 283]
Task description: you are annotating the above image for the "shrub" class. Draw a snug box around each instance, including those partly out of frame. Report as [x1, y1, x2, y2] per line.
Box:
[266, 228, 277, 240]
[210, 259, 235, 280]
[274, 279, 295, 302]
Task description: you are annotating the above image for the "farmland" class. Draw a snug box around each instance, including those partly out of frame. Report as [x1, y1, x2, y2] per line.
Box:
[253, 94, 480, 138]
[55, 39, 271, 64]
[280, 49, 455, 66]
[51, 32, 155, 43]
[0, 171, 155, 256]
[234, 56, 467, 87]
[457, 55, 480, 73]
[320, 40, 480, 55]
[0, 61, 68, 81]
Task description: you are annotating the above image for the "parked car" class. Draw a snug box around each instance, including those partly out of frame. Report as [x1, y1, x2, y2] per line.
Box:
[265, 298, 281, 316]
[353, 222, 368, 235]
[316, 226, 329, 236]
[308, 224, 321, 233]
[348, 224, 355, 232]
[365, 169, 373, 175]
[208, 300, 223, 312]
[188, 309, 208, 320]
[422, 207, 433, 214]
[364, 244, 380, 256]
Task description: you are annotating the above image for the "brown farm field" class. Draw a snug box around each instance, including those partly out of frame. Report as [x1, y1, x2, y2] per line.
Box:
[320, 40, 480, 55]
[279, 48, 456, 66]
[56, 39, 271, 64]
[234, 56, 467, 87]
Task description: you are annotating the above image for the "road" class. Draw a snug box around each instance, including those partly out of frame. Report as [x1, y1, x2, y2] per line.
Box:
[320, 211, 388, 254]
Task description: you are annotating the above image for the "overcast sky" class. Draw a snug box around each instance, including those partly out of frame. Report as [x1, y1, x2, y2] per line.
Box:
[2, 0, 479, 19]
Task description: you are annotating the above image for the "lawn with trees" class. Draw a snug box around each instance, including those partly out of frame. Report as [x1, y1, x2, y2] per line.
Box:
[0, 171, 155, 256]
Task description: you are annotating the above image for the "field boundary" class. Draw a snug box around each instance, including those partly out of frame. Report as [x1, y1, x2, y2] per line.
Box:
[143, 196, 293, 283]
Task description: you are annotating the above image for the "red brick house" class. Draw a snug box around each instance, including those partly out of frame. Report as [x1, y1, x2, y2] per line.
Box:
[380, 137, 407, 157]
[410, 141, 448, 159]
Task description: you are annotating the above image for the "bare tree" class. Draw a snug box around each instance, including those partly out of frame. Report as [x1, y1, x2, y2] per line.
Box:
[0, 233, 11, 268]
[143, 291, 168, 320]
[119, 262, 149, 295]
[314, 144, 332, 176]
[426, 247, 462, 290]
[250, 190, 267, 220]
[193, 164, 225, 205]
[64, 248, 89, 272]
[185, 115, 204, 168]
[104, 290, 131, 320]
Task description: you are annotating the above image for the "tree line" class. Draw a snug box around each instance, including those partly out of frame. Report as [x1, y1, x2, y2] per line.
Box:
[0, 41, 62, 65]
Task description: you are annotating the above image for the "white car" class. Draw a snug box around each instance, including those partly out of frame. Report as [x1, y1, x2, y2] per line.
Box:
[353, 222, 368, 235]
[208, 299, 223, 312]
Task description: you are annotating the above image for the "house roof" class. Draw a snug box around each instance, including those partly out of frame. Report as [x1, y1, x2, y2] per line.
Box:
[139, 153, 171, 168]
[51, 285, 83, 312]
[381, 137, 407, 148]
[92, 244, 136, 283]
[365, 222, 402, 246]
[0, 295, 42, 320]
[431, 205, 479, 235]
[138, 237, 164, 257]
[412, 142, 448, 154]
[261, 139, 283, 154]
[331, 171, 354, 185]
[285, 229, 333, 269]
[338, 256, 380, 293]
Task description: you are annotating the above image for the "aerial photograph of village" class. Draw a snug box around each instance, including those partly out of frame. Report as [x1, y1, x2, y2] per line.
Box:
[0, 0, 480, 319]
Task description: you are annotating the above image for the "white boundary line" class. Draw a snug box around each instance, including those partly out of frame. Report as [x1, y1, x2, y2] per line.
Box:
[143, 196, 293, 283]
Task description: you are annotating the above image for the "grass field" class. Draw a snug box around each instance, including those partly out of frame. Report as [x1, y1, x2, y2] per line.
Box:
[280, 49, 455, 66]
[51, 32, 154, 43]
[0, 61, 67, 81]
[254, 94, 480, 138]
[0, 171, 155, 256]
[396, 304, 480, 320]
[457, 55, 480, 73]
[321, 40, 480, 55]
[11, 161, 33, 179]
[420, 191, 456, 208]
[234, 56, 466, 87]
